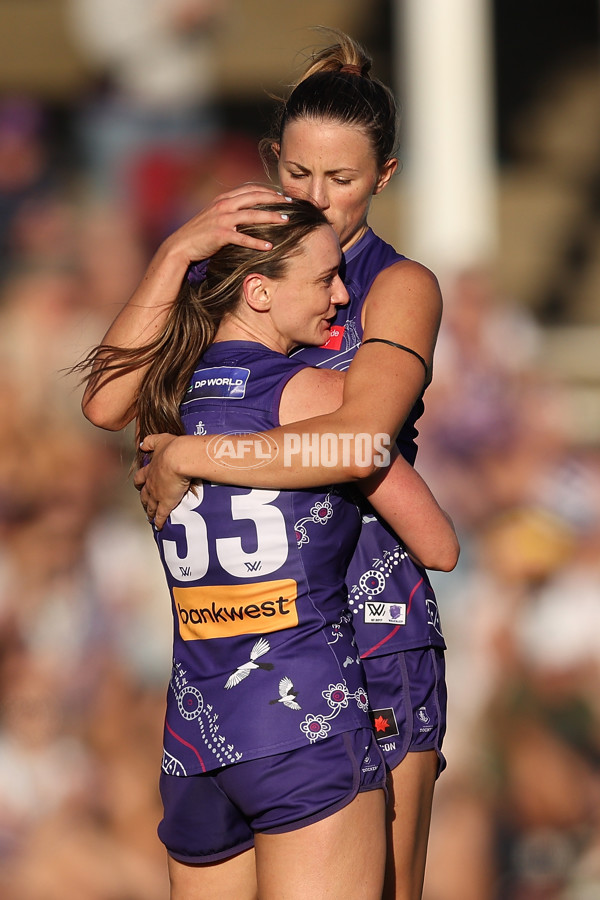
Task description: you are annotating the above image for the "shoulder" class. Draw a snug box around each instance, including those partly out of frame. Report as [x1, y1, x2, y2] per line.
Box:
[365, 258, 442, 322]
[361, 258, 442, 362]
[345, 228, 405, 285]
[373, 257, 441, 298]
[279, 367, 345, 424]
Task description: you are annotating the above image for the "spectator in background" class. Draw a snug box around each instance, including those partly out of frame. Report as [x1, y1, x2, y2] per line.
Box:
[0, 410, 171, 899]
[66, 0, 227, 233]
[419, 268, 600, 900]
[417, 266, 542, 530]
[0, 97, 56, 280]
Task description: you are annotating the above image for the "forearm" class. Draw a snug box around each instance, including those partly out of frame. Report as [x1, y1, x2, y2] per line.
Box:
[361, 454, 460, 572]
[82, 238, 189, 430]
[138, 431, 460, 572]
[82, 183, 288, 431]
[140, 340, 424, 487]
[157, 432, 381, 488]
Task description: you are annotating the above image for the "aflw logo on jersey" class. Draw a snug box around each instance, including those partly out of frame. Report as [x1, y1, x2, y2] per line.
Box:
[174, 579, 298, 640]
[364, 602, 406, 626]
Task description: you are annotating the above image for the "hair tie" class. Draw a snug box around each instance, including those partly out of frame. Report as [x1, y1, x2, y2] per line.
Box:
[339, 64, 363, 76]
[187, 259, 209, 285]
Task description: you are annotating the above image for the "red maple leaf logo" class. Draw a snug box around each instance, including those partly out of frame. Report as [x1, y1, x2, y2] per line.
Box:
[374, 715, 389, 733]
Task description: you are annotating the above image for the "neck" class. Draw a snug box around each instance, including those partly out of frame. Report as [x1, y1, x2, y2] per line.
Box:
[341, 221, 369, 254]
[215, 313, 291, 355]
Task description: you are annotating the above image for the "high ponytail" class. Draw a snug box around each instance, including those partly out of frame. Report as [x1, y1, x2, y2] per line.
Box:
[297, 29, 370, 80]
[260, 29, 398, 172]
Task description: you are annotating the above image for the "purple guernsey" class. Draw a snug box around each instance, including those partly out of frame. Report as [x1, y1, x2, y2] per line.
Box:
[155, 341, 372, 776]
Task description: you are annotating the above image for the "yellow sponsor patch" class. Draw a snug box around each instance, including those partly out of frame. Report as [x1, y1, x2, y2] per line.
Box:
[174, 579, 298, 640]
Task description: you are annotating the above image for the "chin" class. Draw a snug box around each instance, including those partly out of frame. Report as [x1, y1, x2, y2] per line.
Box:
[303, 331, 326, 348]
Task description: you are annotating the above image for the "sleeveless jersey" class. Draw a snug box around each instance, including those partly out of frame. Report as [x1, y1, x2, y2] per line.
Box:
[154, 341, 371, 776]
[291, 228, 446, 656]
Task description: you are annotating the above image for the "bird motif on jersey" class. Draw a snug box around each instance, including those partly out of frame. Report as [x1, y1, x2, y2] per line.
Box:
[224, 637, 274, 689]
[269, 676, 301, 710]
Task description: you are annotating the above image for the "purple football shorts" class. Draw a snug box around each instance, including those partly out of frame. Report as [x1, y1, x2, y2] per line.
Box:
[158, 726, 386, 863]
[363, 647, 447, 775]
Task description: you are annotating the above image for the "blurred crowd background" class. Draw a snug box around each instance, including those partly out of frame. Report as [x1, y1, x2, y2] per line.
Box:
[0, 1, 600, 898]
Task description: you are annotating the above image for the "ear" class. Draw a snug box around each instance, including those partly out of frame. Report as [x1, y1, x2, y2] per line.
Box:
[374, 158, 398, 195]
[242, 273, 272, 311]
[271, 142, 281, 161]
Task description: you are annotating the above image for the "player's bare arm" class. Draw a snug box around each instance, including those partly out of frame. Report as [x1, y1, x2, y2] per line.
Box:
[82, 184, 291, 429]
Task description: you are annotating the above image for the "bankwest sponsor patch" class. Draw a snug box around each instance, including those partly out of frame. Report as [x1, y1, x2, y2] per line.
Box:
[321, 324, 345, 350]
[364, 601, 406, 626]
[371, 707, 399, 740]
[174, 579, 298, 640]
[183, 366, 249, 402]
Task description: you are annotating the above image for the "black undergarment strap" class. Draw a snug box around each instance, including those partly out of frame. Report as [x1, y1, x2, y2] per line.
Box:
[362, 338, 429, 381]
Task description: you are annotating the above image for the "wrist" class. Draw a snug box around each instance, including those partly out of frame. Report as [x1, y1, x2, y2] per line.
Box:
[168, 435, 206, 481]
[158, 234, 194, 271]
[161, 223, 213, 270]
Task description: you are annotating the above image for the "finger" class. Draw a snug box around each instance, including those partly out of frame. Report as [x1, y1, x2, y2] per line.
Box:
[133, 469, 148, 492]
[205, 187, 288, 218]
[215, 192, 293, 221]
[133, 468, 148, 490]
[139, 482, 155, 515]
[154, 506, 169, 531]
[232, 207, 292, 224]
[145, 500, 157, 520]
[224, 227, 286, 252]
[221, 209, 293, 252]
[210, 203, 292, 231]
[222, 183, 290, 203]
[137, 485, 152, 512]
[140, 432, 158, 447]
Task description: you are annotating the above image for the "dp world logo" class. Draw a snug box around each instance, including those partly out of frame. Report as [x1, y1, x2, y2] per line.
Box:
[206, 432, 279, 469]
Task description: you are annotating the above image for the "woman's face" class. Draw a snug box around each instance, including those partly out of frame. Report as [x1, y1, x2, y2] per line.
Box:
[276, 118, 396, 252]
[263, 224, 348, 352]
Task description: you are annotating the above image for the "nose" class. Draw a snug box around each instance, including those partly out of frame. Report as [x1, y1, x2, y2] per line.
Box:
[331, 275, 349, 307]
[309, 178, 329, 211]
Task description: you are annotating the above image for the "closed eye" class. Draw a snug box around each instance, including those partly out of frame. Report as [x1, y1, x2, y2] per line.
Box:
[320, 269, 339, 287]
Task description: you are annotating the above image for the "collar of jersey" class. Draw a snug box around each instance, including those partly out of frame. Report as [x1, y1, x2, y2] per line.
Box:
[343, 227, 376, 265]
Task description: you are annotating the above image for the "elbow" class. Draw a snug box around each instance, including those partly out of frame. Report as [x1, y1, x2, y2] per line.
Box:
[410, 530, 460, 572]
[435, 549, 460, 573]
[331, 433, 392, 482]
[82, 396, 132, 432]
[422, 536, 460, 573]
[347, 459, 381, 482]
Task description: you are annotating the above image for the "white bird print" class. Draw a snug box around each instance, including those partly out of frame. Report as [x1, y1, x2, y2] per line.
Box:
[269, 676, 301, 710]
[224, 637, 274, 689]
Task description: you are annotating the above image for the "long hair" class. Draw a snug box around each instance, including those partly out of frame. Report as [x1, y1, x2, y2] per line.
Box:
[78, 198, 329, 458]
[260, 29, 399, 172]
